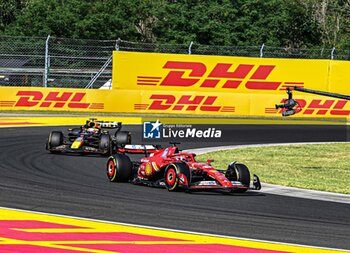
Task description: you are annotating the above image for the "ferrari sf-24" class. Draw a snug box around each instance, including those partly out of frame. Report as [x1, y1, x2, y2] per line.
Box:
[106, 143, 261, 193]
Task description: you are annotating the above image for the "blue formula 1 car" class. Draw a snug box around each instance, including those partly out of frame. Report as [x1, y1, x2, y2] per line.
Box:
[46, 118, 131, 156]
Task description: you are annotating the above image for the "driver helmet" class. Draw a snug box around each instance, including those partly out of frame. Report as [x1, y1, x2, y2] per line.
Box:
[88, 121, 95, 128]
[176, 155, 187, 162]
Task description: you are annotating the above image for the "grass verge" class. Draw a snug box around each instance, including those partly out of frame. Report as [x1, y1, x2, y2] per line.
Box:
[197, 143, 350, 194]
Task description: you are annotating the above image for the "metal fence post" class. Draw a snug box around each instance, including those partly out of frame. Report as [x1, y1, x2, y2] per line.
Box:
[188, 41, 193, 54]
[85, 38, 119, 89]
[260, 43, 265, 58]
[331, 47, 335, 60]
[43, 35, 50, 87]
[115, 38, 121, 51]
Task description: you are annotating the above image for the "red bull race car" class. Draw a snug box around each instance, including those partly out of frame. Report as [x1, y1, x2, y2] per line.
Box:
[46, 118, 131, 156]
[106, 143, 261, 193]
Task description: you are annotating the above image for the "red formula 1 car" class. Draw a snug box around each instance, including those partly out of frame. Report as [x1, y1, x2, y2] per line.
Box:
[106, 143, 261, 193]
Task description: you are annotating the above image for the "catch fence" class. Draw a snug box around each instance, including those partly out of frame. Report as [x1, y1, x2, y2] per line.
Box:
[1, 35, 349, 89]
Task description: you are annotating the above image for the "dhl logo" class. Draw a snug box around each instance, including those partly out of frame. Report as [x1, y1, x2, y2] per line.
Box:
[135, 94, 235, 112]
[266, 99, 350, 116]
[137, 61, 303, 90]
[0, 91, 104, 110]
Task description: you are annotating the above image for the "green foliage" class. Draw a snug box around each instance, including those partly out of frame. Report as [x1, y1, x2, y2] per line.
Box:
[1, 0, 350, 49]
[0, 0, 27, 31]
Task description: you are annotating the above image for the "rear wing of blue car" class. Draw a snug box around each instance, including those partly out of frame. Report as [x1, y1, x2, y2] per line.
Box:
[98, 121, 122, 129]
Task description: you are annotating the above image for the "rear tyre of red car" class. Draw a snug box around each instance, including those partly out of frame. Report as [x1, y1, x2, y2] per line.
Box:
[164, 162, 191, 192]
[226, 163, 251, 193]
[47, 131, 63, 153]
[99, 134, 112, 156]
[107, 154, 132, 182]
[115, 131, 131, 146]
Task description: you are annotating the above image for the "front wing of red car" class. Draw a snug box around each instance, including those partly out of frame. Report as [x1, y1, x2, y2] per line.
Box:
[186, 174, 261, 192]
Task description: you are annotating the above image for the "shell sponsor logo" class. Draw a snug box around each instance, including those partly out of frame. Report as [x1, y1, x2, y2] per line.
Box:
[145, 163, 153, 176]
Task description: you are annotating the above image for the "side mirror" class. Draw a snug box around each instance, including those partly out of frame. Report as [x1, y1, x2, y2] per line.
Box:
[207, 159, 214, 165]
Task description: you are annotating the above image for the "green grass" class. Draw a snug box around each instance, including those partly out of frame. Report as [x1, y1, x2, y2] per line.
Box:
[198, 143, 350, 194]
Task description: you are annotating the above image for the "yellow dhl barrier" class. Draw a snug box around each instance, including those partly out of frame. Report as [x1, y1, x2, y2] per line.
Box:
[0, 87, 349, 118]
[329, 60, 350, 94]
[112, 51, 350, 94]
[0, 51, 349, 118]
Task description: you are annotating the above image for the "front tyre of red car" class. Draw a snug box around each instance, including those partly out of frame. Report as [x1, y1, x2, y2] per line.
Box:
[226, 162, 251, 193]
[106, 154, 132, 182]
[164, 162, 191, 192]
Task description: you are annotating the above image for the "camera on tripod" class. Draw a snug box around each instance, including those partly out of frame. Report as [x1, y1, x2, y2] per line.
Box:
[275, 98, 297, 110]
[275, 99, 298, 116]
[274, 86, 349, 117]
[275, 89, 299, 116]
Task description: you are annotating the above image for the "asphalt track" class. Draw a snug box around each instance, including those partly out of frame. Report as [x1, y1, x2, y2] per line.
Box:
[0, 125, 349, 250]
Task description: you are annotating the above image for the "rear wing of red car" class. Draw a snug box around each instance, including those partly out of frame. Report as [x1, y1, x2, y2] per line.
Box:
[117, 144, 160, 154]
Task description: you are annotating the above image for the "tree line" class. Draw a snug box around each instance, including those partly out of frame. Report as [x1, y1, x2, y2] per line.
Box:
[1, 0, 350, 49]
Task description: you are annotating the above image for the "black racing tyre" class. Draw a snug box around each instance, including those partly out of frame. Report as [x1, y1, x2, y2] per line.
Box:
[164, 162, 191, 191]
[106, 154, 132, 182]
[115, 131, 131, 145]
[226, 162, 251, 193]
[48, 131, 63, 150]
[99, 134, 112, 156]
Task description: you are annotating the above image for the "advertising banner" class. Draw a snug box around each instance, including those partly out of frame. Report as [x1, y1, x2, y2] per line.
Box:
[0, 86, 349, 118]
[329, 60, 350, 94]
[0, 87, 135, 112]
[112, 51, 334, 93]
[111, 51, 349, 118]
[0, 51, 349, 119]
